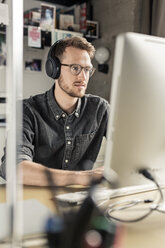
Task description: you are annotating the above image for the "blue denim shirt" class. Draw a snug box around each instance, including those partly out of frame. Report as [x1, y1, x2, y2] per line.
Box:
[0, 85, 109, 177]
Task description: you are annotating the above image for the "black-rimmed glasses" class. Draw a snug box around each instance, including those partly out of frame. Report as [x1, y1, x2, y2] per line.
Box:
[61, 64, 96, 78]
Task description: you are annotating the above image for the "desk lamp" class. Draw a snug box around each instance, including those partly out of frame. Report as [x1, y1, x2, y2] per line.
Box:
[95, 46, 110, 73]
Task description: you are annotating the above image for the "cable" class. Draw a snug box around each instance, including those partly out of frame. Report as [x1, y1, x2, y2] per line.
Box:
[107, 198, 153, 212]
[138, 168, 164, 203]
[139, 168, 165, 214]
[105, 168, 164, 223]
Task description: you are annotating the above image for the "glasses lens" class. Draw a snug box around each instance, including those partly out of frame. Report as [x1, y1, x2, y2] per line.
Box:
[70, 64, 81, 75]
[89, 67, 96, 77]
[70, 64, 96, 77]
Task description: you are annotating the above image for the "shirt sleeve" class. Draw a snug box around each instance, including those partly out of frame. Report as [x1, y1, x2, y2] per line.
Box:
[0, 102, 35, 179]
[17, 102, 35, 163]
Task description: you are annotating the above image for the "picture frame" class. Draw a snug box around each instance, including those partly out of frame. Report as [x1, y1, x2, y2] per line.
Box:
[28, 26, 41, 48]
[59, 14, 74, 30]
[25, 59, 42, 72]
[24, 36, 45, 73]
[40, 3, 56, 31]
[85, 20, 99, 39]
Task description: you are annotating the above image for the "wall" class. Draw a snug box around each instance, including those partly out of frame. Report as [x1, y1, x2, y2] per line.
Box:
[0, 0, 58, 100]
[0, 0, 56, 161]
[0, 0, 143, 162]
[23, 40, 53, 99]
[87, 0, 143, 101]
[23, 0, 61, 98]
[87, 0, 144, 167]
[0, 0, 144, 100]
[23, 0, 144, 100]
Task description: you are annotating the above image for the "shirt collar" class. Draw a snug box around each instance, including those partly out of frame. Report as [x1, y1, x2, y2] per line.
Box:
[47, 84, 81, 120]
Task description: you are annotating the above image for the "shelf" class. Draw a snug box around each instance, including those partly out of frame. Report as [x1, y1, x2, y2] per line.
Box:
[35, 0, 87, 7]
[24, 26, 85, 47]
[0, 121, 6, 127]
[0, 24, 98, 49]
[0, 97, 6, 103]
[0, 114, 6, 127]
[0, 24, 6, 34]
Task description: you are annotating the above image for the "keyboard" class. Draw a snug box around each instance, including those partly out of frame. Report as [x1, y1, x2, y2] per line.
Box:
[55, 183, 165, 205]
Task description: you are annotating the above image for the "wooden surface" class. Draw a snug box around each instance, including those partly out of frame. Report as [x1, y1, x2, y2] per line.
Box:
[1, 184, 165, 248]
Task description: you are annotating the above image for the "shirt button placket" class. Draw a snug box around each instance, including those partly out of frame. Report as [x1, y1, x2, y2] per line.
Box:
[63, 118, 73, 169]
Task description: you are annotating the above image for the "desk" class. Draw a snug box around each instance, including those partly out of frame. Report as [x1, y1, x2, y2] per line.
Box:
[1, 184, 165, 248]
[107, 189, 165, 248]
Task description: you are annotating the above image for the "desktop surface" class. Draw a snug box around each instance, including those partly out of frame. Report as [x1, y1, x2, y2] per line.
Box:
[1, 184, 165, 248]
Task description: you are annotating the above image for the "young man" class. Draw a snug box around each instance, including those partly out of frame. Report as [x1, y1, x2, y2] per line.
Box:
[0, 37, 109, 186]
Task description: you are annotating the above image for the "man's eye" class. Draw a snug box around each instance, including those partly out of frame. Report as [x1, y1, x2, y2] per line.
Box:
[85, 68, 90, 72]
[72, 66, 79, 72]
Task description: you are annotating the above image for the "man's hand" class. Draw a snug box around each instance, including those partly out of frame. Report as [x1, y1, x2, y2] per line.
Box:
[75, 166, 104, 186]
[19, 160, 104, 187]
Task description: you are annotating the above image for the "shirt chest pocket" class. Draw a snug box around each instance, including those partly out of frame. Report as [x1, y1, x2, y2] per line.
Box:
[71, 130, 97, 162]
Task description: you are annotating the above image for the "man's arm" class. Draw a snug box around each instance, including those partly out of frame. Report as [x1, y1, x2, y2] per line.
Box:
[19, 160, 104, 186]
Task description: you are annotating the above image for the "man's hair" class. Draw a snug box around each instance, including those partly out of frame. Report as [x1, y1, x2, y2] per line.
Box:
[53, 36, 96, 60]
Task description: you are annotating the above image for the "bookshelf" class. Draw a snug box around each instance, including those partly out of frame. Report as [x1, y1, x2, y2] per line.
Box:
[23, 1, 97, 43]
[0, 1, 98, 46]
[36, 0, 86, 7]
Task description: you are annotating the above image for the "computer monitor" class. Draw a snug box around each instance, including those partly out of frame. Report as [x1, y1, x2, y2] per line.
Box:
[104, 32, 165, 190]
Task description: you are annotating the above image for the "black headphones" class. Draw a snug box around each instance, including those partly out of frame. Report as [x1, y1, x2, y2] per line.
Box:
[45, 40, 62, 79]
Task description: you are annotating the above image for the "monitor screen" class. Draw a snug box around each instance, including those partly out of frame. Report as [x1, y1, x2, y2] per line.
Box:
[104, 32, 165, 190]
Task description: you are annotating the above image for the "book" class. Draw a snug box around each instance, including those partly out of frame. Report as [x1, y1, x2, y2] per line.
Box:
[79, 2, 87, 34]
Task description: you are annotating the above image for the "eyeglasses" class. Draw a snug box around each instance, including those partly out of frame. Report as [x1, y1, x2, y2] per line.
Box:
[61, 64, 96, 78]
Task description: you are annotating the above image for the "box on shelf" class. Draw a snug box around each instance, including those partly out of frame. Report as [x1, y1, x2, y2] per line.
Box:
[24, 8, 41, 27]
[51, 29, 83, 44]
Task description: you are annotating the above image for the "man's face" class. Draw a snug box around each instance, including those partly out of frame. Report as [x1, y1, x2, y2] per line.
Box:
[57, 46, 93, 98]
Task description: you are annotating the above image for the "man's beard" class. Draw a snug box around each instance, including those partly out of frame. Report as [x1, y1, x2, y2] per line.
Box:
[58, 76, 87, 98]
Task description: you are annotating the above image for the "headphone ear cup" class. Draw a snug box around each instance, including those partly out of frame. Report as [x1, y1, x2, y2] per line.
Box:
[45, 56, 61, 79]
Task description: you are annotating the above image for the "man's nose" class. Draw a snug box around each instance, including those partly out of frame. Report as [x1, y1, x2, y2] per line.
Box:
[77, 69, 88, 81]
